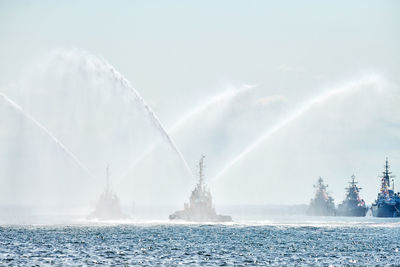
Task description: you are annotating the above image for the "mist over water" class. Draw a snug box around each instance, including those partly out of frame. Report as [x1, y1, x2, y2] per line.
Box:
[1, 47, 399, 222]
[117, 83, 255, 185]
[0, 49, 195, 213]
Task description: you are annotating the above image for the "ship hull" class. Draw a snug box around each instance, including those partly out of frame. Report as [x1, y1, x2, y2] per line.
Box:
[336, 206, 367, 217]
[371, 203, 400, 217]
[307, 201, 336, 216]
[169, 210, 232, 222]
[306, 210, 335, 216]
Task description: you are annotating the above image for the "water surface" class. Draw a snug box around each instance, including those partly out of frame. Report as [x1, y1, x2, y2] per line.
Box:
[1, 217, 400, 266]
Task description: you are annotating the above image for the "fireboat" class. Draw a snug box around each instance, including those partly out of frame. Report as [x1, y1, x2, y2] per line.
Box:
[169, 156, 232, 222]
[88, 165, 128, 220]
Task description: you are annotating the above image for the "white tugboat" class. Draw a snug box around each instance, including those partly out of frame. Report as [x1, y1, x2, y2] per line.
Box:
[88, 166, 128, 220]
[169, 156, 232, 222]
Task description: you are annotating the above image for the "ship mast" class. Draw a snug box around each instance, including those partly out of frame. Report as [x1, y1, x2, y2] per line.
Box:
[198, 155, 205, 187]
[106, 164, 110, 192]
[349, 174, 360, 190]
[384, 158, 391, 187]
[351, 174, 356, 185]
[315, 177, 326, 191]
[381, 157, 395, 193]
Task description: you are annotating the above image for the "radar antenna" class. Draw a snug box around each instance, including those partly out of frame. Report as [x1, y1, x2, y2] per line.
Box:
[382, 157, 395, 187]
[349, 174, 361, 189]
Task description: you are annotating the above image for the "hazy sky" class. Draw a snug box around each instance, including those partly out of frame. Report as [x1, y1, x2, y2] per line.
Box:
[0, 1, 399, 208]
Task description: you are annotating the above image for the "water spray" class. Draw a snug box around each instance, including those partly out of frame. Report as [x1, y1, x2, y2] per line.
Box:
[169, 84, 255, 133]
[116, 84, 255, 184]
[70, 51, 194, 179]
[0, 92, 96, 180]
[212, 75, 384, 183]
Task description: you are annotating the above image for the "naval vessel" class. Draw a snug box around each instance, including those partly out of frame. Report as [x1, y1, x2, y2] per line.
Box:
[307, 177, 335, 216]
[336, 175, 367, 217]
[371, 158, 400, 217]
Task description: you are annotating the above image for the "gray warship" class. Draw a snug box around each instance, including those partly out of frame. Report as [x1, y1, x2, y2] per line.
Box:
[169, 156, 232, 222]
[88, 166, 128, 220]
[336, 175, 367, 217]
[371, 158, 400, 217]
[307, 177, 336, 216]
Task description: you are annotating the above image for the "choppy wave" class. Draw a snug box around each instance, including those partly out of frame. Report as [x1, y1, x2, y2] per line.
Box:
[1, 218, 400, 266]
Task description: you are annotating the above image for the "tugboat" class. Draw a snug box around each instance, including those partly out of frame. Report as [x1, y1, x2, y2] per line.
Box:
[169, 156, 232, 222]
[371, 158, 400, 217]
[88, 166, 128, 220]
[336, 175, 367, 217]
[307, 177, 335, 216]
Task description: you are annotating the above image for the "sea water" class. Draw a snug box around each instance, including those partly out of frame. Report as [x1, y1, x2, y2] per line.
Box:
[1, 217, 400, 266]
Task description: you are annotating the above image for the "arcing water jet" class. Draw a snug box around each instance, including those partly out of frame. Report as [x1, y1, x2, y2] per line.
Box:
[117, 84, 255, 184]
[0, 92, 95, 180]
[169, 84, 255, 133]
[55, 50, 193, 178]
[212, 75, 384, 183]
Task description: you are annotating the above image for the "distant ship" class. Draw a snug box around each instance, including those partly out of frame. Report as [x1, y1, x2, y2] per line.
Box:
[336, 175, 367, 217]
[371, 158, 400, 217]
[307, 177, 335, 216]
[88, 166, 128, 220]
[169, 156, 232, 222]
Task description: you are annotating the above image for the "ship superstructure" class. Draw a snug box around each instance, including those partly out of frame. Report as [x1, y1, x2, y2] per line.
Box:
[307, 177, 335, 216]
[336, 175, 367, 217]
[88, 166, 127, 220]
[371, 158, 400, 217]
[169, 156, 232, 222]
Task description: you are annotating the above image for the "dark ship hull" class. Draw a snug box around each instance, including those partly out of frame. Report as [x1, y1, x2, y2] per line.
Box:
[336, 205, 367, 217]
[371, 203, 400, 217]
